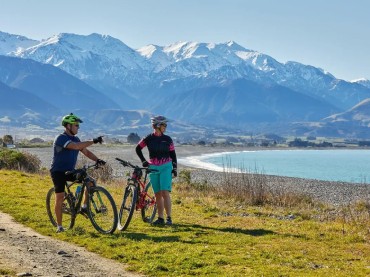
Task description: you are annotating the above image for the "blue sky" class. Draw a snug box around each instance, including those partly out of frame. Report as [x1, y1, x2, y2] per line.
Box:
[1, 0, 369, 81]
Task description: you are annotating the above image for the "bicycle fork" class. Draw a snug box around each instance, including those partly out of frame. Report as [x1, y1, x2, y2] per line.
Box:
[89, 189, 107, 215]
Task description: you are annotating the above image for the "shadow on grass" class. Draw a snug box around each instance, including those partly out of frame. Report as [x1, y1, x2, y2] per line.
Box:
[120, 232, 181, 242]
[115, 223, 285, 243]
[174, 223, 276, 236]
[176, 223, 305, 239]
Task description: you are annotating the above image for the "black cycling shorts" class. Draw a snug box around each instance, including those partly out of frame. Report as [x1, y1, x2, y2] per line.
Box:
[50, 171, 76, 193]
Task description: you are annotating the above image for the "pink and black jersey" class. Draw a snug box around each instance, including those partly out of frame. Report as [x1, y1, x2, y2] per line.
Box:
[136, 133, 177, 168]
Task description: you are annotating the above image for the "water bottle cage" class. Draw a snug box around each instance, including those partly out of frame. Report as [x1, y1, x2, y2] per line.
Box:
[67, 193, 76, 204]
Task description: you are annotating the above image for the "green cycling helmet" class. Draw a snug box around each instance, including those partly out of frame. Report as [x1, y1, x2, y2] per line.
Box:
[61, 113, 83, 126]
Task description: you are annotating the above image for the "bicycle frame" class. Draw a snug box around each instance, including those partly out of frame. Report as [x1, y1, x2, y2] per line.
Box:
[117, 159, 157, 209]
[46, 163, 118, 234]
[65, 165, 97, 215]
[65, 179, 95, 216]
[115, 158, 158, 230]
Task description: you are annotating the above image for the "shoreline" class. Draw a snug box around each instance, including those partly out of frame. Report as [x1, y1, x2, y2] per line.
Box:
[20, 144, 370, 206]
[178, 146, 370, 184]
[183, 167, 370, 206]
[175, 145, 370, 206]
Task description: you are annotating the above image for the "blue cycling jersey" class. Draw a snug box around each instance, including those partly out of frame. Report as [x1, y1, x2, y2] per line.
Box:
[50, 132, 81, 172]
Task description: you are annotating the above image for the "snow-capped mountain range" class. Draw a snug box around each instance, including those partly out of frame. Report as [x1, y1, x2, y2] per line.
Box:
[0, 31, 38, 55]
[351, 78, 370, 89]
[1, 30, 370, 138]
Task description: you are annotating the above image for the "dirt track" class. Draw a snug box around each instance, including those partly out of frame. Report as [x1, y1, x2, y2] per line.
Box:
[0, 211, 141, 277]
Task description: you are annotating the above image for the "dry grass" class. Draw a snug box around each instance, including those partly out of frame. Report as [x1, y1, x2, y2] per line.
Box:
[179, 168, 314, 207]
[178, 168, 370, 231]
[77, 156, 114, 183]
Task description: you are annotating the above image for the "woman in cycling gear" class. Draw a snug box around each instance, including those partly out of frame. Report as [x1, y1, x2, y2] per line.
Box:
[135, 115, 177, 226]
[50, 113, 106, 233]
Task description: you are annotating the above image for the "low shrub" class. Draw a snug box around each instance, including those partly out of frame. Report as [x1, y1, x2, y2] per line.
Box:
[0, 148, 41, 173]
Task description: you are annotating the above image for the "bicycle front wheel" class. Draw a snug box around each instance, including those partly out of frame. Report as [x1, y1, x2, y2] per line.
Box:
[46, 187, 75, 230]
[118, 183, 138, 231]
[141, 182, 157, 223]
[87, 186, 118, 234]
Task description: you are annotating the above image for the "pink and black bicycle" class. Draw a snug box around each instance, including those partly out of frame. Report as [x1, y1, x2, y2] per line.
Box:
[115, 158, 158, 231]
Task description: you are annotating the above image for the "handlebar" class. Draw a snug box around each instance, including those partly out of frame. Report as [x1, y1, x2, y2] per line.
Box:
[115, 158, 158, 173]
[115, 158, 136, 168]
[65, 163, 101, 176]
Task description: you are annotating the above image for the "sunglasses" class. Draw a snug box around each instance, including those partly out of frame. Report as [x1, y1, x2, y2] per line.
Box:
[160, 123, 167, 127]
[74, 124, 80, 128]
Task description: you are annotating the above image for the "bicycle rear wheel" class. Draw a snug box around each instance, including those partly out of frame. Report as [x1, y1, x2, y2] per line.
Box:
[87, 186, 118, 234]
[141, 182, 157, 223]
[46, 187, 75, 230]
[118, 183, 137, 231]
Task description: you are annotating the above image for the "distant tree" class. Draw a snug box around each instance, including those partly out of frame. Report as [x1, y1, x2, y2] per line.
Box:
[288, 138, 309, 147]
[198, 140, 206, 146]
[30, 137, 44, 143]
[318, 141, 333, 147]
[3, 135, 13, 145]
[358, 141, 370, 147]
[260, 141, 269, 147]
[127, 133, 140, 144]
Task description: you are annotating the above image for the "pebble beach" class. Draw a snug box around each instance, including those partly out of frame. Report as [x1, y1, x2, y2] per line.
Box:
[22, 144, 370, 206]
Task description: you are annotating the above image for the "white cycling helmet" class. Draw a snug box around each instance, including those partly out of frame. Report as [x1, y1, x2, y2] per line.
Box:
[151, 115, 169, 127]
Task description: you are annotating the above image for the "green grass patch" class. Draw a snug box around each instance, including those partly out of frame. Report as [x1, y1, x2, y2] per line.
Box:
[0, 170, 369, 276]
[0, 267, 16, 276]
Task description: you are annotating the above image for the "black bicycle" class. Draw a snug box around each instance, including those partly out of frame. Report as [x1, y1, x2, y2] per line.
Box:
[46, 163, 118, 234]
[115, 158, 158, 231]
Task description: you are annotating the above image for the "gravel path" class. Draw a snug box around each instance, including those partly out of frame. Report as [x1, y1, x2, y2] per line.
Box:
[0, 212, 142, 277]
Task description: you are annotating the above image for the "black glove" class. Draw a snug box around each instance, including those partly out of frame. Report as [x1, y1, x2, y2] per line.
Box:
[172, 169, 177, 177]
[142, 160, 149, 167]
[93, 136, 104, 144]
[96, 159, 106, 166]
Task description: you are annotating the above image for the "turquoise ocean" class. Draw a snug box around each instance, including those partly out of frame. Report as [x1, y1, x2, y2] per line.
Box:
[178, 149, 370, 184]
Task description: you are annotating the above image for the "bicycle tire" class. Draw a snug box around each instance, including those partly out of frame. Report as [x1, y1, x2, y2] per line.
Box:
[118, 183, 138, 231]
[87, 186, 118, 234]
[46, 187, 75, 230]
[141, 182, 157, 223]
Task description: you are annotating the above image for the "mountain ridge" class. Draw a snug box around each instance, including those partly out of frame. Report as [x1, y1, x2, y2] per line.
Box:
[5, 31, 370, 108]
[1, 30, 370, 138]
[0, 55, 120, 112]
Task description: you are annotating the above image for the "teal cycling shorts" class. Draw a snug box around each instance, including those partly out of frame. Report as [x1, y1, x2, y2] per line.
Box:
[149, 162, 173, 193]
